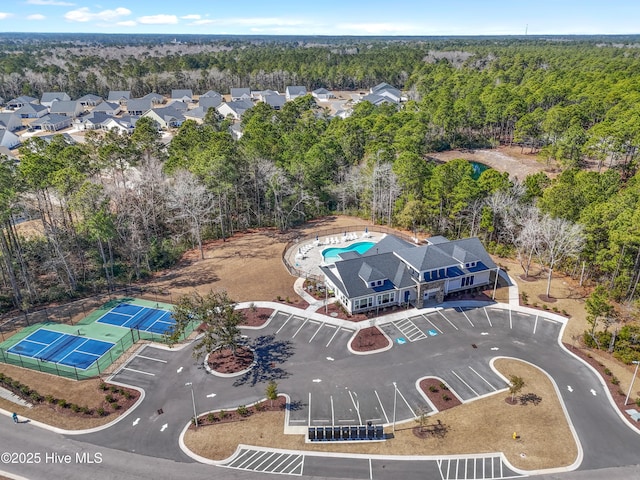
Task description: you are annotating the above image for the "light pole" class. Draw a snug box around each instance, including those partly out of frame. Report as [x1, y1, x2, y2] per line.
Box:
[185, 382, 198, 427]
[624, 361, 640, 406]
[492, 267, 500, 300]
[392, 382, 398, 434]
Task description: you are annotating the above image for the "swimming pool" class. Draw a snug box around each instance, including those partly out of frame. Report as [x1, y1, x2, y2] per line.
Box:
[322, 241, 375, 263]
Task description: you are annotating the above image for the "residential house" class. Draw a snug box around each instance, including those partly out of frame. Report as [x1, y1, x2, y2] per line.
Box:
[39, 133, 76, 144]
[107, 90, 131, 105]
[199, 94, 222, 110]
[102, 116, 137, 133]
[0, 130, 20, 149]
[228, 123, 243, 140]
[369, 82, 402, 103]
[40, 92, 71, 108]
[77, 94, 103, 108]
[50, 100, 83, 118]
[230, 88, 251, 101]
[215, 100, 253, 120]
[165, 100, 188, 113]
[0, 146, 18, 161]
[0, 112, 23, 131]
[6, 96, 38, 110]
[126, 98, 154, 116]
[183, 107, 208, 124]
[14, 103, 48, 119]
[30, 114, 72, 132]
[171, 89, 193, 103]
[252, 89, 279, 101]
[312, 88, 335, 101]
[73, 111, 110, 130]
[143, 106, 185, 129]
[142, 92, 164, 105]
[262, 93, 286, 110]
[320, 235, 497, 315]
[360, 93, 397, 107]
[93, 101, 122, 116]
[285, 86, 307, 100]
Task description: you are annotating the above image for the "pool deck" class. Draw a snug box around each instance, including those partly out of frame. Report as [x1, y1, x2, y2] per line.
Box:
[285, 231, 384, 278]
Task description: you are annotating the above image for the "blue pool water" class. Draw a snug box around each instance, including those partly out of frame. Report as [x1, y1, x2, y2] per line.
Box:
[322, 242, 375, 263]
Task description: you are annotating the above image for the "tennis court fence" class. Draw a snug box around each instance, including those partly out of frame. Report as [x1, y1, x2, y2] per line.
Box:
[0, 285, 178, 342]
[0, 320, 198, 381]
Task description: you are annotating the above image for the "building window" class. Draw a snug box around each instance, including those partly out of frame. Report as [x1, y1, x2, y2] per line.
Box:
[377, 292, 395, 305]
[377, 280, 383, 286]
[462, 276, 475, 287]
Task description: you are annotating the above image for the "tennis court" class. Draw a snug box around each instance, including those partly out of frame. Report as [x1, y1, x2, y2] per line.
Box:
[7, 328, 115, 370]
[96, 303, 176, 335]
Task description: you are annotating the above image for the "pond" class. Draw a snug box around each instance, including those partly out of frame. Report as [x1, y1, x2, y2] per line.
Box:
[469, 161, 490, 180]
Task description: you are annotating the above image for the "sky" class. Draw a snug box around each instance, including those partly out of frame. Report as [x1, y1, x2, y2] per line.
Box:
[0, 1, 638, 36]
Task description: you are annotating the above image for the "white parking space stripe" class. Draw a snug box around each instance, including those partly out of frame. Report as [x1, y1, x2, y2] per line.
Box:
[280, 455, 303, 474]
[291, 318, 309, 338]
[459, 309, 474, 327]
[255, 452, 277, 470]
[452, 370, 479, 396]
[264, 453, 285, 471]
[533, 315, 538, 335]
[483, 307, 493, 327]
[309, 322, 323, 343]
[438, 310, 459, 330]
[395, 386, 414, 413]
[509, 308, 513, 329]
[348, 390, 362, 425]
[325, 326, 340, 347]
[423, 314, 444, 334]
[136, 354, 167, 363]
[469, 366, 498, 391]
[446, 458, 451, 479]
[275, 314, 292, 334]
[123, 367, 155, 376]
[272, 453, 294, 472]
[236, 450, 261, 468]
[374, 390, 389, 424]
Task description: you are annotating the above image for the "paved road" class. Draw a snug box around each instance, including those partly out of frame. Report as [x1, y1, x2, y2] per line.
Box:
[3, 304, 640, 480]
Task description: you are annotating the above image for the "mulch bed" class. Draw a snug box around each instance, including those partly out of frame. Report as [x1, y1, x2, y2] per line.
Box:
[207, 345, 254, 374]
[538, 294, 558, 303]
[419, 378, 463, 411]
[239, 307, 273, 327]
[351, 326, 390, 352]
[273, 297, 310, 309]
[191, 395, 287, 429]
[564, 343, 639, 414]
[39, 384, 139, 419]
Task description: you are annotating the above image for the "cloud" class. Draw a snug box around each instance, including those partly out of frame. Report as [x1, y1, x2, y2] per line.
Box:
[0, 13, 13, 20]
[181, 14, 201, 20]
[27, 0, 74, 5]
[137, 14, 178, 25]
[27, 14, 46, 20]
[64, 7, 131, 23]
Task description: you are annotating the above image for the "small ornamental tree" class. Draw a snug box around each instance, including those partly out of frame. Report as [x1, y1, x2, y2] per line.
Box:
[266, 380, 278, 408]
[169, 290, 245, 360]
[508, 375, 525, 403]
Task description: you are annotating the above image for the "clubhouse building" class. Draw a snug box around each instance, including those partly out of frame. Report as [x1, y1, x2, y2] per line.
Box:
[320, 235, 497, 315]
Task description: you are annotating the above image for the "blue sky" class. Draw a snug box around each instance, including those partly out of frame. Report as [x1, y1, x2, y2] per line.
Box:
[0, 1, 638, 36]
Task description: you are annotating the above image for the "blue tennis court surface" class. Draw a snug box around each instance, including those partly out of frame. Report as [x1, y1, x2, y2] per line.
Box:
[97, 303, 176, 335]
[7, 329, 114, 370]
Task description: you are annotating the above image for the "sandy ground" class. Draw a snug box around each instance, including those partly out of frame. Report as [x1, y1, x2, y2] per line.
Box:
[185, 358, 577, 471]
[428, 146, 555, 180]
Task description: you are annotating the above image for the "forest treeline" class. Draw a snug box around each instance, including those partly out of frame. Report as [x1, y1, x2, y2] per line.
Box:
[1, 36, 640, 318]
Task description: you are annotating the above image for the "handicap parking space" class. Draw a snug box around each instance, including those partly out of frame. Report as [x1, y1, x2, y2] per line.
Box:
[222, 448, 303, 476]
[390, 317, 427, 342]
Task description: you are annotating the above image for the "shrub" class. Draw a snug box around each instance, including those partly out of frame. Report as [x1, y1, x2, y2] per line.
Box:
[123, 390, 132, 400]
[219, 409, 228, 419]
[45, 394, 55, 404]
[81, 406, 91, 414]
[237, 405, 249, 416]
[439, 382, 449, 391]
[562, 310, 569, 317]
[109, 386, 118, 393]
[97, 407, 106, 416]
[276, 295, 282, 301]
[98, 382, 108, 391]
[604, 368, 612, 376]
[532, 302, 538, 308]
[611, 376, 620, 385]
[520, 292, 529, 304]
[71, 404, 81, 413]
[105, 394, 115, 403]
[542, 304, 549, 310]
[30, 392, 42, 403]
[428, 385, 438, 393]
[20, 385, 31, 395]
[285, 296, 290, 303]
[552, 306, 559, 312]
[442, 394, 451, 402]
[57, 399, 68, 408]
[255, 403, 265, 412]
[636, 398, 640, 408]
[207, 412, 218, 423]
